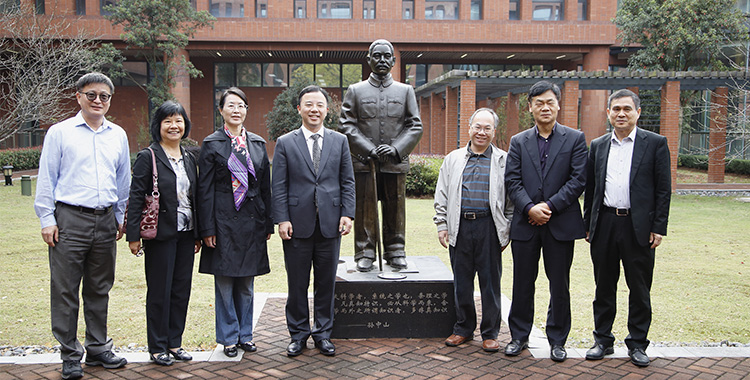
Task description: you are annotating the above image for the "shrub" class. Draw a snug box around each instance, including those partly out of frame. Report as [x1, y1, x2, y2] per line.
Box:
[406, 154, 443, 197]
[678, 154, 750, 175]
[726, 158, 750, 175]
[0, 147, 42, 170]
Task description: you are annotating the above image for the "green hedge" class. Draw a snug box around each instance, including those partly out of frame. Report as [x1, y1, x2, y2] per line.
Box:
[406, 154, 444, 197]
[678, 154, 750, 175]
[0, 147, 42, 171]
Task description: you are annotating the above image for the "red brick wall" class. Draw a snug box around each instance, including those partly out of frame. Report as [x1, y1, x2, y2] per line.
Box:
[445, 86, 458, 153]
[560, 80, 579, 129]
[660, 81, 680, 191]
[458, 80, 476, 148]
[708, 87, 729, 183]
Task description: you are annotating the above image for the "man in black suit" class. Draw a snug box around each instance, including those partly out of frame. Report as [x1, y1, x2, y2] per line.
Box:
[583, 89, 671, 367]
[504, 80, 587, 362]
[272, 85, 356, 357]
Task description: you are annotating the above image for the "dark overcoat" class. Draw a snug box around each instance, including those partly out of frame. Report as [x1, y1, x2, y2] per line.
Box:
[197, 129, 272, 277]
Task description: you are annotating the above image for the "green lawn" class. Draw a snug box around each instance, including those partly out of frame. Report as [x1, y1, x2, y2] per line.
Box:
[1, 180, 748, 349]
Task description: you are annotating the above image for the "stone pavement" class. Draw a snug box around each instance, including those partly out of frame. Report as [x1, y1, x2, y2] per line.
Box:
[2, 296, 750, 379]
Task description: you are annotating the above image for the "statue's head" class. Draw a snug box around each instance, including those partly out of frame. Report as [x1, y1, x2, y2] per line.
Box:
[367, 39, 395, 76]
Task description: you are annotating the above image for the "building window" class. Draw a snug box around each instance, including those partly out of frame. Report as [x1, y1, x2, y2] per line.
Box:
[100, 0, 115, 16]
[256, 0, 267, 17]
[532, 0, 563, 21]
[315, 63, 341, 87]
[237, 63, 262, 87]
[363, 0, 375, 19]
[295, 0, 306, 18]
[263, 63, 289, 87]
[290, 63, 314, 86]
[470, 0, 481, 20]
[318, 0, 352, 19]
[425, 0, 458, 20]
[0, 0, 19, 13]
[210, 0, 244, 18]
[509, 0, 519, 20]
[402, 0, 413, 19]
[577, 0, 587, 20]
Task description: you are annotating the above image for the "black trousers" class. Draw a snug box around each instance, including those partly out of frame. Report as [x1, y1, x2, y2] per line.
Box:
[143, 231, 195, 354]
[508, 226, 574, 346]
[283, 218, 341, 342]
[449, 216, 502, 340]
[590, 211, 654, 350]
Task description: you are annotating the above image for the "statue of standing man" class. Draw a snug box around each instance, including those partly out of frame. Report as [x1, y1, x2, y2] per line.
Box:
[340, 39, 423, 272]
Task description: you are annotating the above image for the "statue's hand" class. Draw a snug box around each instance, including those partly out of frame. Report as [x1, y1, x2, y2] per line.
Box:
[369, 148, 380, 160]
[375, 144, 396, 158]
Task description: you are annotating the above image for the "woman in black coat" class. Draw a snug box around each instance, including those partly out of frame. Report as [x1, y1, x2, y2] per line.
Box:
[127, 101, 201, 366]
[197, 87, 272, 357]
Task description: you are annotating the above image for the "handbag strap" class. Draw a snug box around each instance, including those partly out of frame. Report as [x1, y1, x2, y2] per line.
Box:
[147, 147, 159, 196]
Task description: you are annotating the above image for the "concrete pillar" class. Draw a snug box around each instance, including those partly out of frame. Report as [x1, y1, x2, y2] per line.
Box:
[708, 87, 729, 183]
[506, 92, 521, 140]
[172, 49, 192, 121]
[445, 86, 459, 152]
[580, 46, 610, 143]
[560, 80, 579, 129]
[431, 92, 445, 154]
[458, 80, 476, 148]
[660, 81, 681, 192]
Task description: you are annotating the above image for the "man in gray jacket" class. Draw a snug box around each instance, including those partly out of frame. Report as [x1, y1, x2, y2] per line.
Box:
[433, 108, 513, 353]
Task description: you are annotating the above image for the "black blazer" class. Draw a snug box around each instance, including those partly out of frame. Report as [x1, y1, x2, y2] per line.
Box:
[583, 127, 671, 247]
[505, 123, 588, 242]
[126, 143, 199, 242]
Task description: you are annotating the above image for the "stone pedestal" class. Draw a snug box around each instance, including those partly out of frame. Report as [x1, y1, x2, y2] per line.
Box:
[332, 256, 456, 339]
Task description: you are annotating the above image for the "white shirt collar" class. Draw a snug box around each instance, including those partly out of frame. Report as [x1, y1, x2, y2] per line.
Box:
[611, 127, 637, 145]
[300, 126, 324, 140]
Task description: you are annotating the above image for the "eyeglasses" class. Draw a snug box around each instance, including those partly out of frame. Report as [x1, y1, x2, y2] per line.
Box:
[225, 103, 247, 111]
[470, 125, 494, 133]
[78, 91, 112, 103]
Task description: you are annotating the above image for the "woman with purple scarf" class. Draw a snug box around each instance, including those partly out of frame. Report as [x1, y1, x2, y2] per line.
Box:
[197, 87, 273, 358]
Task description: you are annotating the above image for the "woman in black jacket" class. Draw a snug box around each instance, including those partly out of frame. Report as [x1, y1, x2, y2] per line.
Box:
[127, 101, 201, 366]
[197, 87, 272, 357]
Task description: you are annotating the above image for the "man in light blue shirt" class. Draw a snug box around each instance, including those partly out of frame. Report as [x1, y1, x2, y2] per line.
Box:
[34, 72, 130, 380]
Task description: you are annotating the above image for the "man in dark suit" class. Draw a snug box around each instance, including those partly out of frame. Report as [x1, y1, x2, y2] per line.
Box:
[504, 80, 587, 362]
[583, 89, 671, 367]
[272, 85, 356, 357]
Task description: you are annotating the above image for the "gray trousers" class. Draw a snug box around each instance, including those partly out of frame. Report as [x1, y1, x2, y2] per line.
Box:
[49, 204, 117, 361]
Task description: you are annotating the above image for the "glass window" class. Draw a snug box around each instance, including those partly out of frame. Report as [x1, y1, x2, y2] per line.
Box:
[257, 0, 267, 17]
[402, 0, 413, 19]
[342, 64, 362, 88]
[470, 0, 481, 20]
[290, 64, 314, 86]
[363, 0, 375, 19]
[237, 63, 262, 87]
[100, 0, 115, 16]
[425, 0, 457, 20]
[263, 63, 289, 87]
[315, 64, 341, 88]
[35, 0, 44, 14]
[75, 0, 85, 15]
[113, 61, 149, 87]
[215, 63, 235, 87]
[577, 0, 587, 20]
[295, 0, 306, 18]
[509, 0, 519, 20]
[532, 0, 563, 21]
[318, 0, 352, 18]
[210, 0, 244, 18]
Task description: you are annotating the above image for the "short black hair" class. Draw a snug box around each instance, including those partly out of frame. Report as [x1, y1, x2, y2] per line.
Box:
[297, 85, 329, 106]
[150, 101, 191, 143]
[527, 80, 561, 103]
[219, 87, 248, 109]
[608, 89, 641, 110]
[76, 72, 114, 94]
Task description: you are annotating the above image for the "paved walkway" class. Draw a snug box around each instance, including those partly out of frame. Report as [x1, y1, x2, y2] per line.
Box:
[2, 295, 749, 379]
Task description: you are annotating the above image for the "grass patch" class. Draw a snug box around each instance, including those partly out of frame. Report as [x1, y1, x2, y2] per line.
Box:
[1, 181, 748, 349]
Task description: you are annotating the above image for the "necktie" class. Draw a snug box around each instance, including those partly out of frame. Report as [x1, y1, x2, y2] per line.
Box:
[311, 134, 321, 173]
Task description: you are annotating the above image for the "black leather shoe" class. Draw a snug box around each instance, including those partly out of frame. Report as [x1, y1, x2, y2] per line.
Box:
[61, 360, 83, 380]
[150, 352, 174, 366]
[628, 347, 650, 367]
[85, 350, 127, 369]
[223, 345, 238, 358]
[356, 258, 374, 272]
[504, 339, 528, 356]
[388, 257, 408, 269]
[550, 345, 567, 362]
[315, 339, 336, 356]
[585, 343, 614, 360]
[287, 340, 306, 357]
[169, 348, 192, 361]
[238, 341, 257, 353]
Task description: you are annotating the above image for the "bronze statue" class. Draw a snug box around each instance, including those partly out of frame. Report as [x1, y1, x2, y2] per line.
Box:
[339, 39, 423, 272]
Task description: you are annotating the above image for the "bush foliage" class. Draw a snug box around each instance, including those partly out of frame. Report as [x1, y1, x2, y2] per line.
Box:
[406, 154, 443, 197]
[0, 147, 42, 171]
[678, 154, 750, 175]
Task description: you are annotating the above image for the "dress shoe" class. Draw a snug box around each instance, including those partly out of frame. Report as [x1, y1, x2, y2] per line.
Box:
[356, 258, 374, 272]
[85, 350, 127, 369]
[315, 339, 336, 356]
[150, 352, 174, 366]
[628, 347, 650, 367]
[287, 340, 306, 357]
[445, 334, 471, 347]
[550, 345, 567, 362]
[169, 348, 192, 361]
[388, 257, 408, 269]
[223, 345, 238, 358]
[504, 339, 528, 356]
[482, 339, 500, 352]
[61, 360, 83, 380]
[585, 343, 614, 360]
[238, 341, 257, 353]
